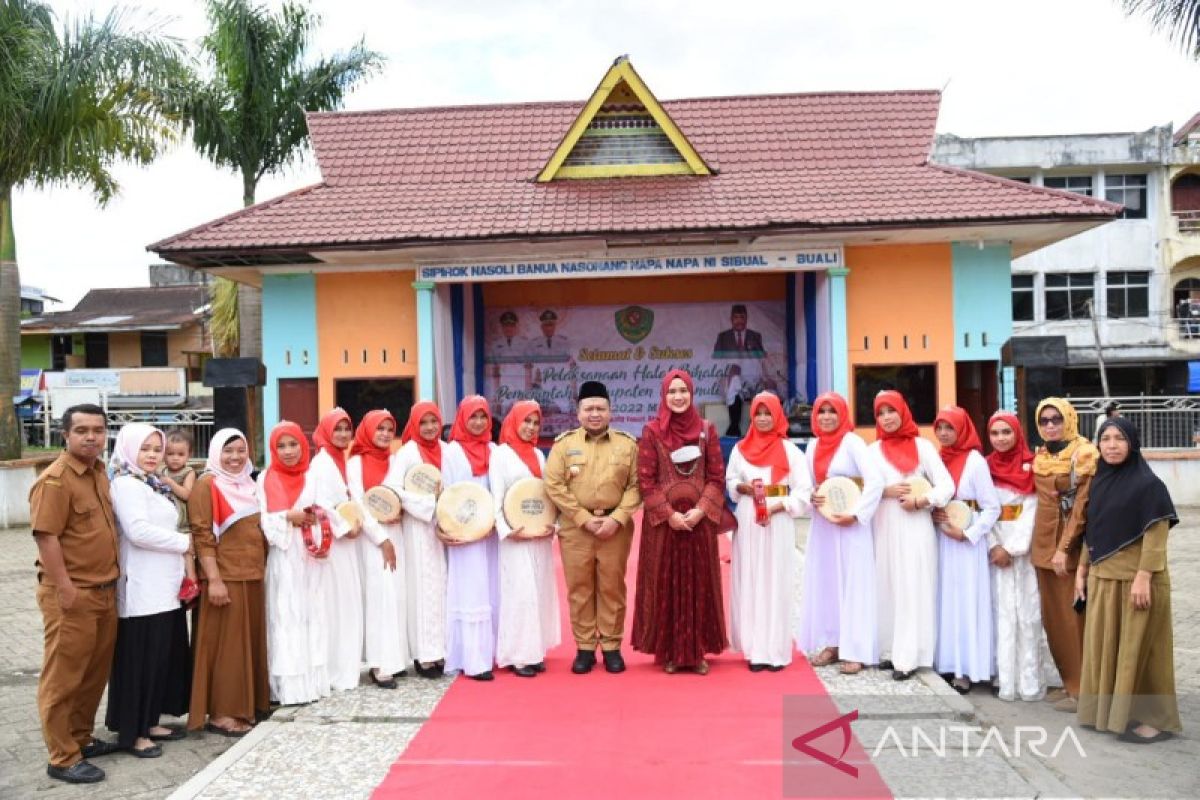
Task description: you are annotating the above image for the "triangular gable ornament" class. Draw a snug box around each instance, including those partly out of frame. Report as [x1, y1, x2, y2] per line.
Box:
[537, 56, 712, 181]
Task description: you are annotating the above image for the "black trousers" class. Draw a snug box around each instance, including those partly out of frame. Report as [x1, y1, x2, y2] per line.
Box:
[726, 397, 743, 436]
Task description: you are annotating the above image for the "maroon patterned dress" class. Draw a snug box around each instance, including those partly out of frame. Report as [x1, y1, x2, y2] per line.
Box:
[631, 422, 729, 666]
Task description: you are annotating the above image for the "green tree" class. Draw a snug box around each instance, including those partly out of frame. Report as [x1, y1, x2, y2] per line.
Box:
[1122, 0, 1200, 55]
[0, 0, 182, 460]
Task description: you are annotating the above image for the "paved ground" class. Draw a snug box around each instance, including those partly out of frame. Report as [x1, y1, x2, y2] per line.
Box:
[1, 512, 1196, 799]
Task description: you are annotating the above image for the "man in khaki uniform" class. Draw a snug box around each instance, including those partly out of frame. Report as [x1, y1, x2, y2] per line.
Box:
[29, 404, 120, 784]
[544, 381, 641, 674]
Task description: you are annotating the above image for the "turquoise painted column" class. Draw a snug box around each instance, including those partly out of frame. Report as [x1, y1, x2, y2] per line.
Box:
[413, 281, 436, 402]
[827, 266, 850, 397]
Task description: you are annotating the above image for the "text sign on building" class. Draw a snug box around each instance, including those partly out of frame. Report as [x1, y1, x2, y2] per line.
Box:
[416, 247, 843, 283]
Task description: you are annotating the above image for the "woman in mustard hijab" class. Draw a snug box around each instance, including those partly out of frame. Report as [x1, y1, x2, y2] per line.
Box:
[1030, 398, 1098, 713]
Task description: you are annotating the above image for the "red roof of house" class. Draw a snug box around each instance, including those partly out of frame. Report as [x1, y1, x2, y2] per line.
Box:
[150, 90, 1119, 261]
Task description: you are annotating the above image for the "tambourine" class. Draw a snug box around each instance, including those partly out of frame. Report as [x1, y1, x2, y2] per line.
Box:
[943, 499, 974, 531]
[436, 482, 495, 542]
[362, 486, 403, 523]
[904, 476, 932, 502]
[336, 501, 364, 527]
[816, 476, 861, 522]
[404, 463, 442, 496]
[502, 477, 557, 536]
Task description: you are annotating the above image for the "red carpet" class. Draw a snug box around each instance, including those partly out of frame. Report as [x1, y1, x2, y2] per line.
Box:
[373, 524, 891, 800]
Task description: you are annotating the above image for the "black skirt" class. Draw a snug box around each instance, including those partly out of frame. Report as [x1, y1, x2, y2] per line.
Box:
[105, 607, 191, 746]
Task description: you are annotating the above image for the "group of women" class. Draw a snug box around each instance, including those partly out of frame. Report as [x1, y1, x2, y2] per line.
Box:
[99, 370, 1180, 750]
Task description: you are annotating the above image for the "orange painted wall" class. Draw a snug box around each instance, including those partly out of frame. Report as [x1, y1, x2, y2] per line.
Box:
[483, 272, 786, 307]
[315, 271, 418, 411]
[845, 244, 956, 440]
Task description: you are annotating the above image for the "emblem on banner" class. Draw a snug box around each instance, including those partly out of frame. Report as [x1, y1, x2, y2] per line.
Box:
[615, 305, 654, 343]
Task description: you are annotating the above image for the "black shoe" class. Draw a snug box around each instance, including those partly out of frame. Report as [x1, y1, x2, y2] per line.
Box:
[47, 760, 105, 784]
[369, 670, 398, 689]
[892, 669, 916, 681]
[602, 650, 626, 674]
[879, 659, 894, 671]
[749, 662, 768, 672]
[1118, 729, 1174, 744]
[81, 739, 120, 759]
[531, 661, 546, 673]
[510, 665, 538, 678]
[414, 661, 441, 679]
[467, 670, 494, 681]
[128, 743, 163, 759]
[951, 679, 971, 695]
[148, 726, 187, 742]
[572, 649, 596, 674]
[765, 664, 785, 673]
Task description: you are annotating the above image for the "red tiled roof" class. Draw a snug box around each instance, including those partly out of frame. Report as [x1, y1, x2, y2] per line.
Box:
[150, 90, 1119, 258]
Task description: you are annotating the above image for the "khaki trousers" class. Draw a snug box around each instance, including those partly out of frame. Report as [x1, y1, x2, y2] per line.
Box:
[36, 584, 118, 767]
[1037, 567, 1086, 696]
[559, 524, 633, 651]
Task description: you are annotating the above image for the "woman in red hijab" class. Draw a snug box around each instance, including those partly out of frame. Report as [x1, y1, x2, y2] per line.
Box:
[931, 406, 1000, 694]
[490, 401, 560, 677]
[985, 410, 1051, 702]
[725, 392, 813, 672]
[308, 408, 364, 693]
[347, 410, 408, 689]
[796, 391, 884, 675]
[258, 421, 336, 705]
[442, 395, 499, 681]
[394, 401, 448, 678]
[866, 390, 954, 681]
[631, 370, 728, 674]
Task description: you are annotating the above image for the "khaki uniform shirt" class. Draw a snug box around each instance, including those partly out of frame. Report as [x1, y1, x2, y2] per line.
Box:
[544, 426, 641, 530]
[29, 452, 119, 587]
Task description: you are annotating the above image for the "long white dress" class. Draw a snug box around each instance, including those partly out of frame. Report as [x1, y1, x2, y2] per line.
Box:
[934, 451, 1000, 682]
[796, 433, 883, 665]
[987, 487, 1048, 701]
[309, 449, 364, 691]
[727, 440, 812, 667]
[388, 441, 447, 666]
[349, 455, 411, 677]
[489, 445, 561, 668]
[441, 440, 499, 676]
[258, 470, 342, 705]
[868, 436, 954, 673]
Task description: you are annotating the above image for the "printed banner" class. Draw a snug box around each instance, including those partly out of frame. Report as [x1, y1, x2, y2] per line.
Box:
[483, 301, 791, 437]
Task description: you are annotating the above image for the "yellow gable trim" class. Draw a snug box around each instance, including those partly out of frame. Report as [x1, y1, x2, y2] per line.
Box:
[536, 56, 711, 183]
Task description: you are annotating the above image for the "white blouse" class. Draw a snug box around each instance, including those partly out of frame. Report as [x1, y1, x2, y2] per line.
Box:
[110, 475, 190, 618]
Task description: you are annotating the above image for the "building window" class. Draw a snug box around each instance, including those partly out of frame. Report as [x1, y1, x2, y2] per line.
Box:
[1175, 277, 1200, 338]
[83, 332, 109, 368]
[1106, 271, 1149, 318]
[853, 364, 939, 425]
[1044, 272, 1095, 320]
[1012, 274, 1035, 321]
[1105, 174, 1148, 219]
[140, 331, 169, 367]
[1043, 175, 1093, 196]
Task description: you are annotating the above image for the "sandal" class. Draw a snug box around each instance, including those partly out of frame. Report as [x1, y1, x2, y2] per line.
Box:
[810, 647, 838, 667]
[839, 661, 863, 675]
[694, 660, 710, 676]
[664, 662, 678, 674]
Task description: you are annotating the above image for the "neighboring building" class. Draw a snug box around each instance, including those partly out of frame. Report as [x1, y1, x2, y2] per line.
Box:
[21, 284, 211, 381]
[19, 285, 60, 316]
[149, 57, 1117, 440]
[934, 125, 1197, 399]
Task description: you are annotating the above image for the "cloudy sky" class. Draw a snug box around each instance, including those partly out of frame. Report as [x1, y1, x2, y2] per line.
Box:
[18, 0, 1200, 306]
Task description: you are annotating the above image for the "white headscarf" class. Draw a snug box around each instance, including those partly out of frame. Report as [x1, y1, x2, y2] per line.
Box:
[109, 423, 164, 476]
[206, 428, 258, 538]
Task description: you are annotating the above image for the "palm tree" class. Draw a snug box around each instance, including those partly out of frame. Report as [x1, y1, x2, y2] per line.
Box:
[1122, 0, 1200, 56]
[0, 0, 182, 460]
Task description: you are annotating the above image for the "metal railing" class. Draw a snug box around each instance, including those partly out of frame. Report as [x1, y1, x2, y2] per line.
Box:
[27, 406, 215, 455]
[1174, 209, 1200, 233]
[1065, 395, 1200, 449]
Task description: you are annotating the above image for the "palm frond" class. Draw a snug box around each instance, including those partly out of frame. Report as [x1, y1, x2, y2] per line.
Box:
[1122, 0, 1200, 58]
[209, 275, 240, 356]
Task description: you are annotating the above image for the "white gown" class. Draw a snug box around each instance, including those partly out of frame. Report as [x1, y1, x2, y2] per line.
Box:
[987, 487, 1050, 701]
[489, 445, 561, 668]
[258, 470, 342, 705]
[867, 436, 954, 673]
[727, 440, 811, 667]
[388, 441, 447, 666]
[933, 451, 1000, 682]
[349, 455, 411, 677]
[441, 440, 499, 676]
[797, 433, 884, 665]
[309, 449, 364, 691]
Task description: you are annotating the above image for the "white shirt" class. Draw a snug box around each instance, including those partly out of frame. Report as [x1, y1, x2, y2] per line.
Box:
[725, 374, 745, 405]
[110, 474, 190, 618]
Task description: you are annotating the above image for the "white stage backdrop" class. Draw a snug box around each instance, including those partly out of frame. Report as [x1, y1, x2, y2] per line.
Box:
[483, 301, 790, 437]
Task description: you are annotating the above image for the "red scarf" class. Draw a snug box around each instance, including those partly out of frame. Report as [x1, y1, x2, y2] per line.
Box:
[874, 390, 920, 474]
[500, 400, 543, 478]
[450, 395, 493, 476]
[736, 392, 790, 482]
[313, 408, 351, 482]
[809, 391, 854, 484]
[402, 401, 444, 469]
[985, 410, 1035, 494]
[935, 406, 982, 488]
[351, 410, 396, 490]
[648, 369, 705, 451]
[263, 421, 310, 512]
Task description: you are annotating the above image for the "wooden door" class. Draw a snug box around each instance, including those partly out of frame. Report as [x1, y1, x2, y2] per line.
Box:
[278, 378, 320, 443]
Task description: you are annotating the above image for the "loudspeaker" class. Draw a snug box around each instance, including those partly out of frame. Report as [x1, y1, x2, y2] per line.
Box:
[1023, 366, 1064, 446]
[203, 358, 266, 388]
[213, 387, 249, 434]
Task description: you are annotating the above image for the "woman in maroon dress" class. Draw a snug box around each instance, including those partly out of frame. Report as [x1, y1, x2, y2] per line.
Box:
[632, 369, 729, 674]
